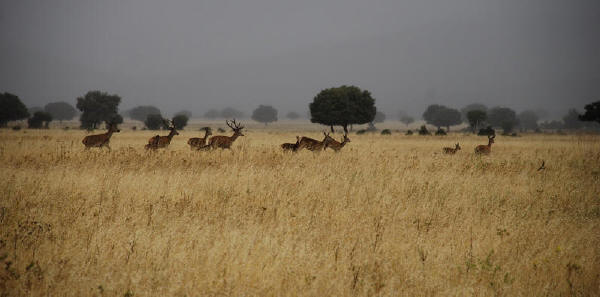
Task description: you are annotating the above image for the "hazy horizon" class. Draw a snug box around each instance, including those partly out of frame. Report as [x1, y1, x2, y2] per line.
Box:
[1, 0, 599, 120]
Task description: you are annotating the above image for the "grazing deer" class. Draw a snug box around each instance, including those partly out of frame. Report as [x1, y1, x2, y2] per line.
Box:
[298, 132, 330, 151]
[443, 143, 461, 154]
[82, 123, 120, 150]
[145, 135, 160, 150]
[324, 133, 351, 152]
[475, 135, 495, 155]
[205, 119, 245, 150]
[188, 127, 212, 150]
[281, 136, 301, 152]
[147, 119, 179, 149]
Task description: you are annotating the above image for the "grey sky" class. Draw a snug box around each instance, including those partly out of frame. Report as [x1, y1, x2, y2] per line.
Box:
[1, 0, 599, 119]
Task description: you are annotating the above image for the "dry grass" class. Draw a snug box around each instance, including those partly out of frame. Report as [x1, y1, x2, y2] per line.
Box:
[1, 125, 599, 296]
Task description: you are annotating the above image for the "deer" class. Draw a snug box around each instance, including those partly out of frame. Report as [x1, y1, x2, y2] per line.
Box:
[147, 119, 179, 149]
[474, 135, 495, 155]
[443, 143, 461, 154]
[204, 119, 245, 150]
[324, 133, 351, 152]
[145, 135, 160, 150]
[281, 136, 301, 152]
[188, 127, 212, 150]
[297, 132, 330, 152]
[82, 122, 120, 150]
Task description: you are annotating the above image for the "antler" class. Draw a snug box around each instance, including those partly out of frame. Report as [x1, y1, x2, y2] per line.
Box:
[227, 119, 244, 130]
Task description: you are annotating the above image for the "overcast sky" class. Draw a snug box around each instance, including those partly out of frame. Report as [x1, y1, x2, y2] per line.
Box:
[1, 0, 599, 119]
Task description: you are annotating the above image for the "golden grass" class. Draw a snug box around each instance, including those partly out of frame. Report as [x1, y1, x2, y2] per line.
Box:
[1, 126, 599, 296]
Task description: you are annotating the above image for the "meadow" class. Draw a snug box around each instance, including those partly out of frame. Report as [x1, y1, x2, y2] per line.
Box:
[1, 121, 599, 296]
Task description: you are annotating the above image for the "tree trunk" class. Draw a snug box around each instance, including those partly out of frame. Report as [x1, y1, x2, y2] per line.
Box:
[330, 125, 334, 133]
[350, 124, 353, 131]
[447, 125, 450, 132]
[343, 124, 348, 134]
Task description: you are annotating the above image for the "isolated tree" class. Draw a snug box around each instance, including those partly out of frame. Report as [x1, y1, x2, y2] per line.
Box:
[461, 103, 487, 122]
[309, 85, 376, 133]
[128, 105, 161, 122]
[252, 105, 278, 126]
[221, 107, 244, 119]
[28, 111, 53, 129]
[466, 110, 487, 133]
[579, 101, 600, 125]
[0, 92, 29, 127]
[286, 111, 300, 120]
[488, 107, 519, 133]
[422, 104, 462, 131]
[76, 91, 121, 129]
[518, 110, 539, 131]
[204, 109, 220, 119]
[562, 109, 583, 129]
[44, 101, 76, 122]
[145, 114, 165, 130]
[399, 115, 415, 127]
[171, 114, 189, 130]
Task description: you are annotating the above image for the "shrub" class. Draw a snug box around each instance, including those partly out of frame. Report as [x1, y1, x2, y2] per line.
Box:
[381, 129, 391, 135]
[418, 125, 431, 135]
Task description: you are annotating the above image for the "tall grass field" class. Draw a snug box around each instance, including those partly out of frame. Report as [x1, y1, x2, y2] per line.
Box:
[1, 123, 599, 296]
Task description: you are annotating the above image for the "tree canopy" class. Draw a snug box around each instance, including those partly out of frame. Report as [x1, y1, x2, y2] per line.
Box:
[488, 107, 518, 133]
[44, 101, 76, 121]
[252, 105, 278, 125]
[175, 110, 192, 118]
[399, 114, 414, 127]
[221, 107, 244, 119]
[309, 85, 376, 133]
[145, 114, 165, 130]
[466, 110, 487, 133]
[461, 103, 487, 122]
[422, 104, 462, 131]
[579, 101, 600, 125]
[128, 105, 161, 122]
[518, 110, 539, 131]
[172, 114, 189, 130]
[76, 91, 122, 129]
[0, 92, 29, 127]
[28, 111, 53, 129]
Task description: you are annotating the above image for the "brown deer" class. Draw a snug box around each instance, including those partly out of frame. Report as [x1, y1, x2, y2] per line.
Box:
[145, 135, 160, 150]
[147, 119, 179, 149]
[475, 135, 495, 155]
[205, 119, 245, 150]
[281, 136, 301, 152]
[82, 122, 120, 150]
[188, 127, 212, 150]
[324, 133, 351, 152]
[298, 132, 330, 152]
[443, 143, 461, 154]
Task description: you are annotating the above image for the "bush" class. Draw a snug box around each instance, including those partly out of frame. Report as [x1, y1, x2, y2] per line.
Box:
[478, 126, 496, 136]
[356, 129, 366, 135]
[381, 129, 391, 135]
[435, 128, 447, 135]
[12, 125, 21, 131]
[418, 125, 431, 135]
[405, 130, 413, 135]
[28, 111, 53, 129]
[172, 114, 189, 130]
[145, 114, 165, 130]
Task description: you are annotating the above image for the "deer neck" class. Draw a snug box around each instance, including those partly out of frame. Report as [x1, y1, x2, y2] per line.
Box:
[105, 130, 114, 139]
[229, 133, 240, 142]
[167, 129, 177, 140]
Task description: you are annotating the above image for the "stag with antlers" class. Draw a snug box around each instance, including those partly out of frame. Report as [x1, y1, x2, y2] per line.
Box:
[475, 135, 495, 155]
[146, 119, 179, 149]
[204, 119, 245, 150]
[188, 127, 212, 150]
[281, 136, 301, 152]
[297, 132, 331, 152]
[443, 143, 461, 154]
[324, 133, 351, 152]
[82, 122, 120, 150]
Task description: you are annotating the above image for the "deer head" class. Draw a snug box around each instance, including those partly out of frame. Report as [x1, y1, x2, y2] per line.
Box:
[488, 135, 495, 145]
[455, 143, 461, 150]
[162, 119, 179, 136]
[107, 122, 120, 133]
[226, 119, 244, 136]
[341, 133, 351, 143]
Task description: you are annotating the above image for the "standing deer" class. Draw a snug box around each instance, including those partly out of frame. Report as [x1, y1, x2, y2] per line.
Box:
[281, 136, 301, 152]
[147, 119, 179, 149]
[188, 127, 212, 150]
[443, 143, 461, 154]
[297, 132, 330, 152]
[205, 119, 245, 150]
[475, 135, 495, 155]
[145, 135, 160, 150]
[324, 133, 351, 152]
[82, 122, 120, 150]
